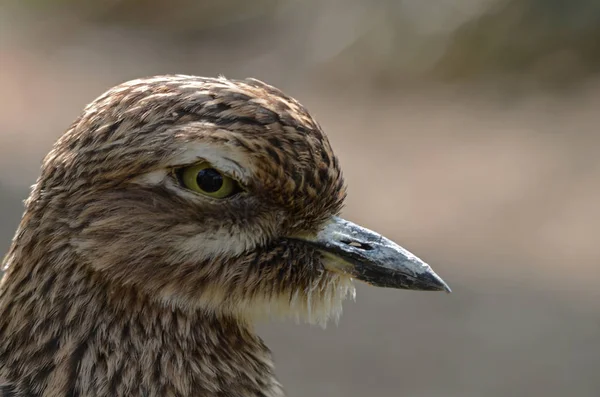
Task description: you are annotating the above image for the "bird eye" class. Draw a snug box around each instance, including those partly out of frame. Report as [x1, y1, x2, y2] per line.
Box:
[178, 162, 240, 199]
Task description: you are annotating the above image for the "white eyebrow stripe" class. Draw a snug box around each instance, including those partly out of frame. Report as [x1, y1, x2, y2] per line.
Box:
[170, 143, 252, 183]
[132, 169, 167, 185]
[131, 142, 252, 187]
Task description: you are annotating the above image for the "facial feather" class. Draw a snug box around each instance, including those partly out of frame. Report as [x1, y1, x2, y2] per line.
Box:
[0, 74, 365, 396]
[22, 75, 352, 325]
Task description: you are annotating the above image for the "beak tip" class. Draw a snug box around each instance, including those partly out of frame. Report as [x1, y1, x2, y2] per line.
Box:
[429, 270, 452, 293]
[417, 267, 451, 293]
[432, 273, 451, 293]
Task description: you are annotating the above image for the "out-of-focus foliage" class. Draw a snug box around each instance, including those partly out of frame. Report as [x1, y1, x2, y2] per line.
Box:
[10, 0, 600, 88]
[14, 0, 283, 33]
[435, 0, 600, 86]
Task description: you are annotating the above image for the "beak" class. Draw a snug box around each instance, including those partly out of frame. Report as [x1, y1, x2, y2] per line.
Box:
[295, 217, 451, 292]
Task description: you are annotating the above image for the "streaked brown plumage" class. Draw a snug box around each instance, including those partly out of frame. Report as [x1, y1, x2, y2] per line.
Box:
[0, 75, 449, 396]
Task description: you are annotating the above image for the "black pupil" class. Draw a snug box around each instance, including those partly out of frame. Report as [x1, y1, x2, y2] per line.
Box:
[196, 168, 224, 193]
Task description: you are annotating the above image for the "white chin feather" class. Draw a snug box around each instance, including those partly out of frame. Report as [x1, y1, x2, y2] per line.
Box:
[237, 274, 356, 328]
[158, 273, 356, 327]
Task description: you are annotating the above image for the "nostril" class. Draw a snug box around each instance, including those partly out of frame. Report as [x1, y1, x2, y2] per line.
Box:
[341, 239, 374, 251]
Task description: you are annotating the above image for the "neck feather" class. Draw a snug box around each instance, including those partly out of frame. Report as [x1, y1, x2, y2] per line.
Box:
[0, 236, 284, 397]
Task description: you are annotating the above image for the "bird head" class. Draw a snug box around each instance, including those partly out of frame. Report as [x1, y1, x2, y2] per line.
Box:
[17, 75, 448, 326]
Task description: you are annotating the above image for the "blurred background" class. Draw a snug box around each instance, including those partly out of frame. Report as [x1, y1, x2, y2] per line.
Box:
[1, 0, 599, 396]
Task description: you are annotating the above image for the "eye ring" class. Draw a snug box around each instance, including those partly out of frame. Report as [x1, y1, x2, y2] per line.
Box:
[176, 162, 241, 199]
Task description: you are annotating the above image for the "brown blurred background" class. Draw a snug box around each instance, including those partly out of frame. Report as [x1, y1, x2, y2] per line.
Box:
[1, 0, 600, 396]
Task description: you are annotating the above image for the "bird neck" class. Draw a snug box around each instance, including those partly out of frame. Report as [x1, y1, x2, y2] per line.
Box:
[0, 240, 285, 396]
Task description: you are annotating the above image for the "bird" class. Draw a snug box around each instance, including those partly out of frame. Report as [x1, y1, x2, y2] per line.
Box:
[0, 75, 450, 396]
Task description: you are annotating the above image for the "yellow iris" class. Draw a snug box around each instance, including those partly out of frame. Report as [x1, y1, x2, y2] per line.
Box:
[180, 162, 239, 199]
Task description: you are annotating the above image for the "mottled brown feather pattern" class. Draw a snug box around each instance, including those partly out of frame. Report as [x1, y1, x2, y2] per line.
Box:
[0, 75, 354, 396]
